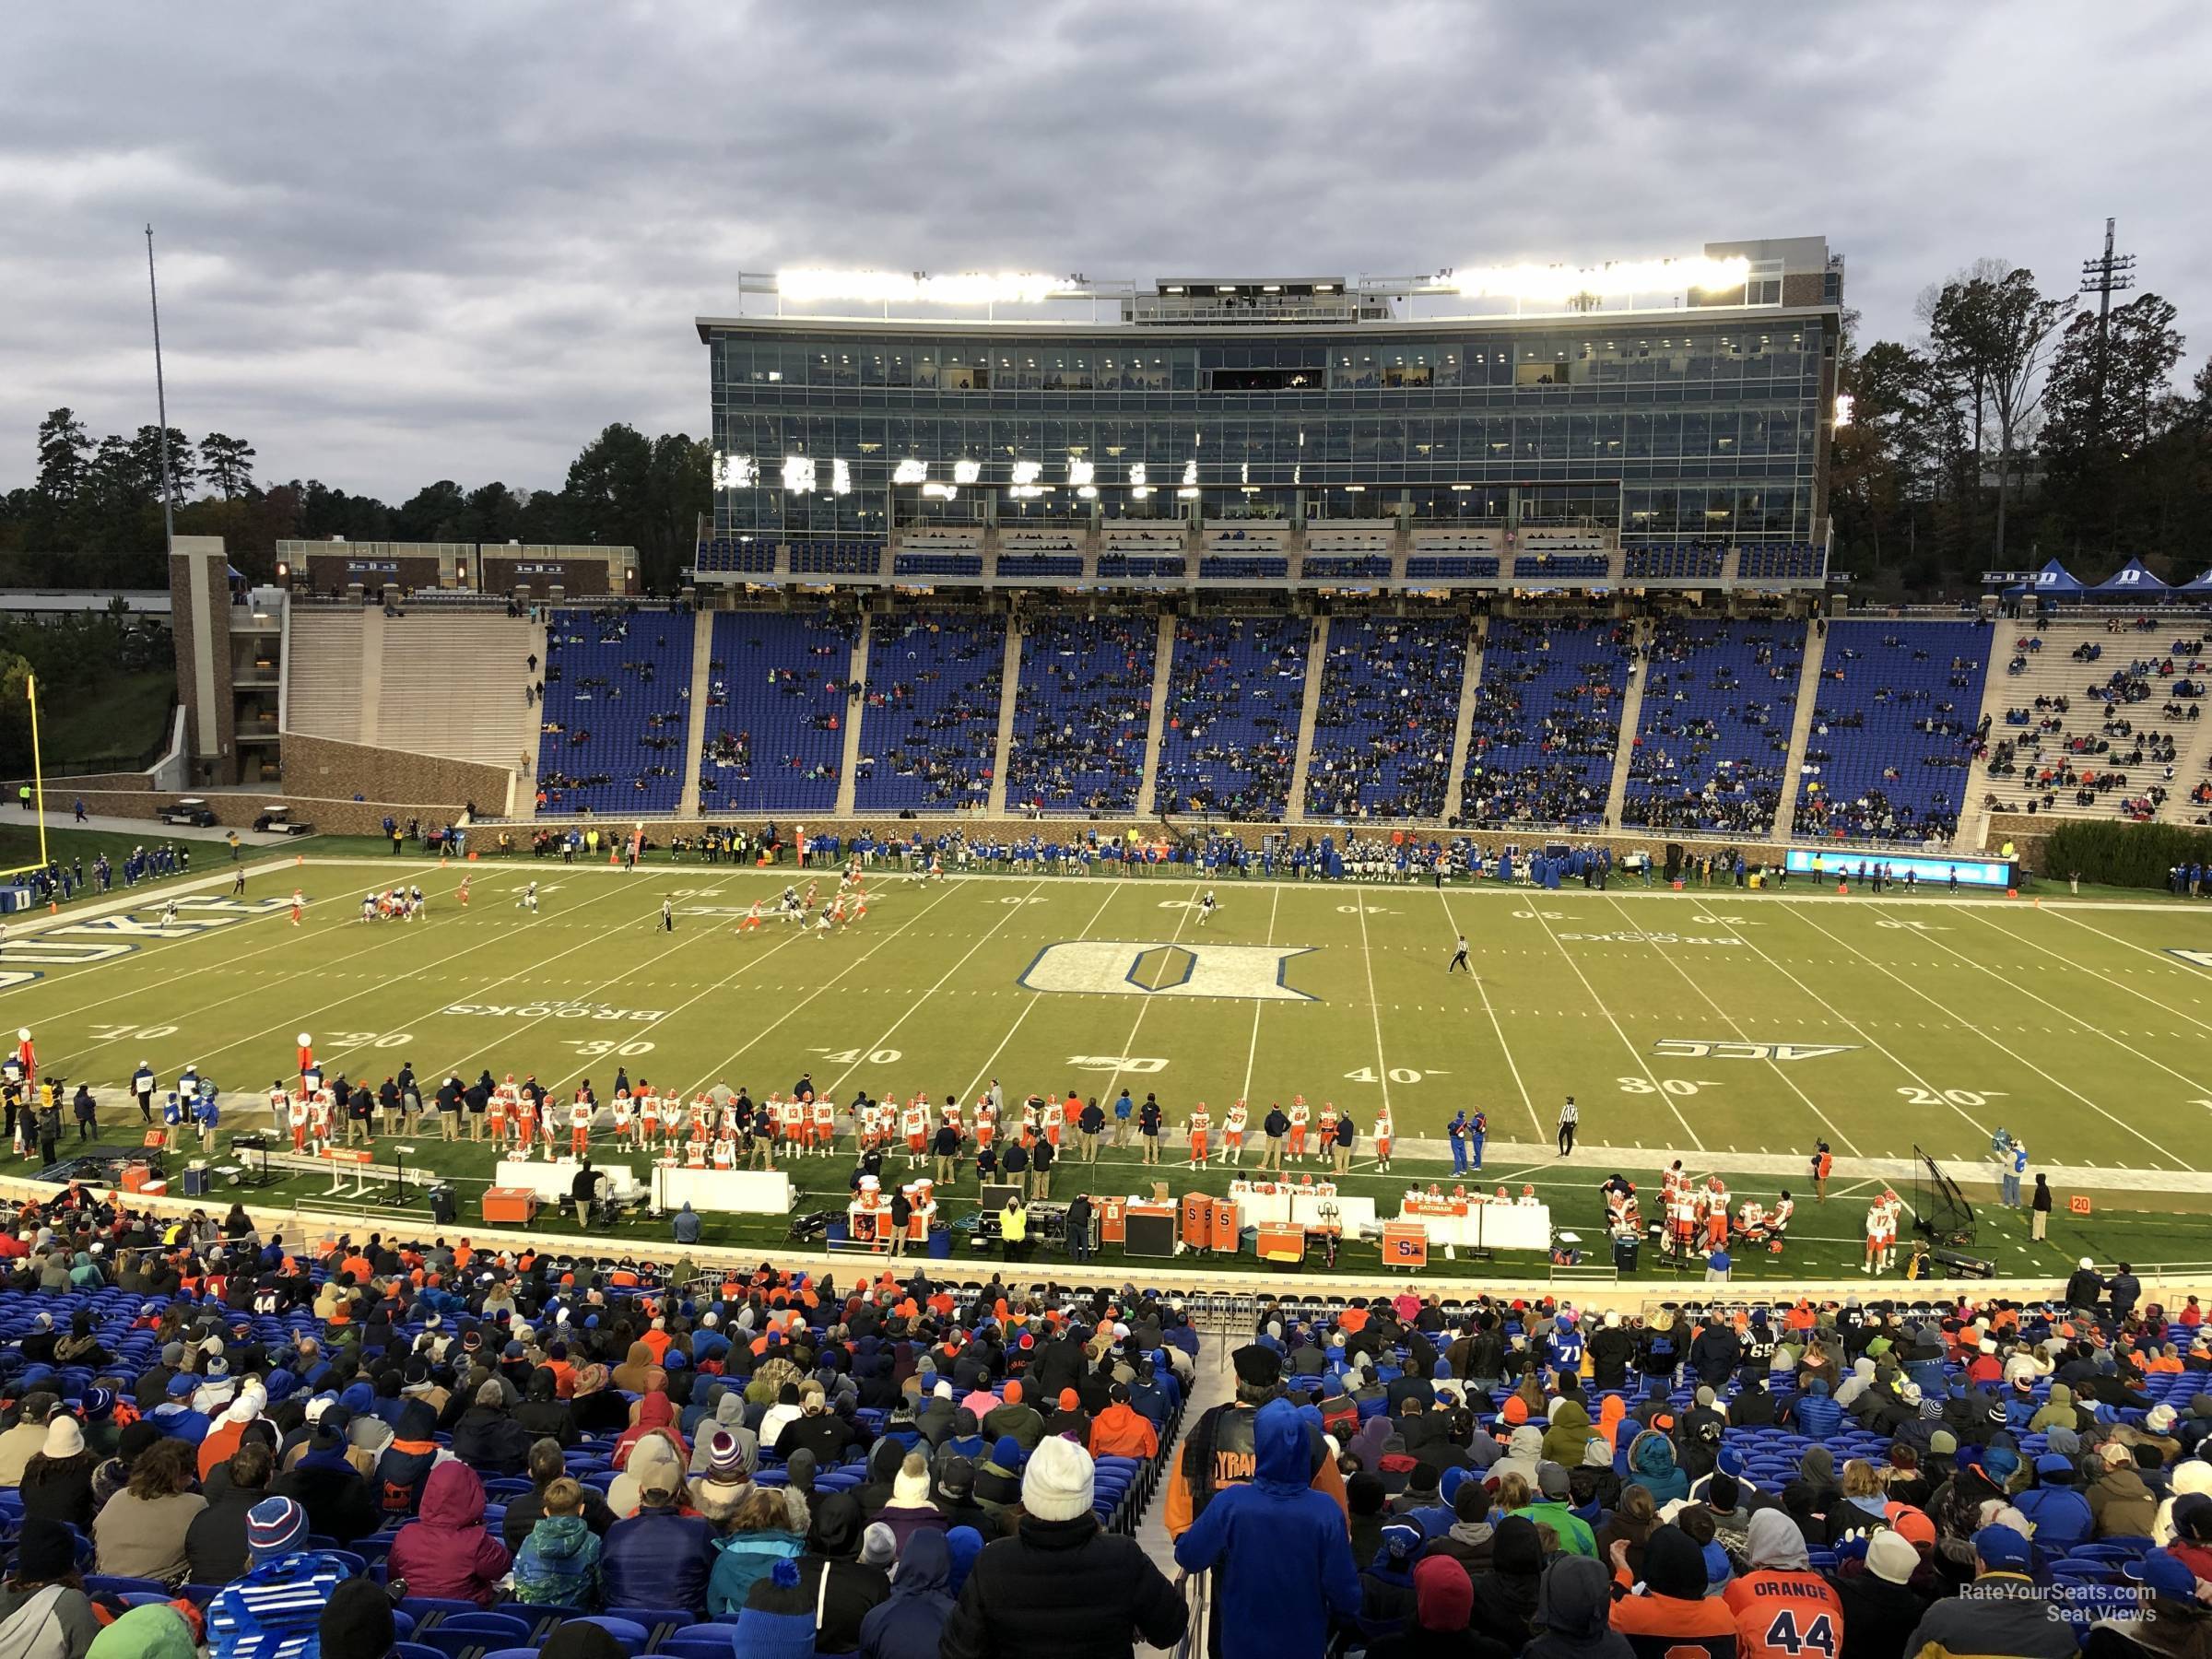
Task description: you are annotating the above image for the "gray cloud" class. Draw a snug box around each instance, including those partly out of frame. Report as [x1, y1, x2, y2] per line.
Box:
[3, 0, 2206, 499]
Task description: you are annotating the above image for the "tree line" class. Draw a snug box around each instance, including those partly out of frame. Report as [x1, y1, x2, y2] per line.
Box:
[1831, 259, 2212, 598]
[0, 415, 712, 594]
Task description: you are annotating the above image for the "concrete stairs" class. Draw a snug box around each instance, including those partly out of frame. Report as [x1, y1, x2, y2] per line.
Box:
[1132, 1349, 1232, 1658]
[1600, 618, 1649, 830]
[1136, 613, 1178, 816]
[1771, 619, 1830, 842]
[278, 608, 370, 745]
[2164, 700, 2212, 825]
[987, 618, 1023, 815]
[834, 614, 873, 818]
[1439, 621, 1486, 825]
[677, 609, 714, 818]
[1283, 617, 1331, 823]
[354, 606, 386, 746]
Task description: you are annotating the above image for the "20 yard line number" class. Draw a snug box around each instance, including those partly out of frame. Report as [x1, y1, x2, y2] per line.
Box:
[1898, 1086, 2006, 1109]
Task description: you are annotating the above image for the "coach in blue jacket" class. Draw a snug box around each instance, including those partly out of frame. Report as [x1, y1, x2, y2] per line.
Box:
[1173, 1397, 1360, 1659]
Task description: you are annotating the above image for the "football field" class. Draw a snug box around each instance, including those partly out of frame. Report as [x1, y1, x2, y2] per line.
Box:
[7, 850, 2210, 1281]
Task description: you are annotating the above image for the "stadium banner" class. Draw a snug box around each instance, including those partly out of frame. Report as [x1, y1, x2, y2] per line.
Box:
[1781, 848, 2015, 889]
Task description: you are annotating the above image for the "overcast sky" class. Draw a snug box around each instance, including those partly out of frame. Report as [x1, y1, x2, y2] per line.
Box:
[5, 1, 2207, 501]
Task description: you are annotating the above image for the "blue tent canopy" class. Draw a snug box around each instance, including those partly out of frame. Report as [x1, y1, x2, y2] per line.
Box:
[2028, 559, 2086, 594]
[2181, 570, 2212, 594]
[2091, 557, 2168, 595]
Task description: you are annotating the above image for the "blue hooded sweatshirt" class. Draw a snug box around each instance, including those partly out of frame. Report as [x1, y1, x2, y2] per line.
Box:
[1172, 1398, 1361, 1659]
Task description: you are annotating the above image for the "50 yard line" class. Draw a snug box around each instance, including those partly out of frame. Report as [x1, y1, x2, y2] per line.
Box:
[1239, 884, 1283, 1103]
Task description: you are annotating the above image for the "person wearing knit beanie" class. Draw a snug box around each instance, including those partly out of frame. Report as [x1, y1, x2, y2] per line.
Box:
[1411, 1553, 1475, 1631]
[860, 1521, 899, 1568]
[246, 1494, 309, 1561]
[1021, 1434, 1096, 1523]
[1867, 1528, 1920, 1585]
[41, 1417, 86, 1460]
[731, 1558, 816, 1659]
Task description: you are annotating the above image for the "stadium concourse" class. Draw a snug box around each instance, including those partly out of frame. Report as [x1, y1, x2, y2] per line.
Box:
[0, 1169, 2208, 1659]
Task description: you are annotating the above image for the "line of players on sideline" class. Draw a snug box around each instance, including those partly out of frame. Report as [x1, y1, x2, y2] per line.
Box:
[1597, 1163, 1904, 1274]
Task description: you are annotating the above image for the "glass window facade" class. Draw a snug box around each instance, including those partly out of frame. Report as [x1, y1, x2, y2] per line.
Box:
[704, 312, 1831, 538]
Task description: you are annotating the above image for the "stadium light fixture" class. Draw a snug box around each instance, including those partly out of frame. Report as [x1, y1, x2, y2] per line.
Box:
[830, 458, 852, 496]
[1833, 394, 1855, 427]
[1009, 458, 1043, 499]
[1442, 253, 1751, 303]
[712, 452, 757, 489]
[1067, 458, 1096, 488]
[1129, 462, 1151, 500]
[781, 455, 816, 494]
[922, 482, 959, 500]
[892, 458, 928, 485]
[953, 459, 981, 485]
[776, 268, 1077, 306]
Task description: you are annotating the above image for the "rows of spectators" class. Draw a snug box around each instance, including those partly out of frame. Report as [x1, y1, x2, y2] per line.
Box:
[1004, 615, 1157, 816]
[1458, 618, 1635, 829]
[1304, 618, 1468, 821]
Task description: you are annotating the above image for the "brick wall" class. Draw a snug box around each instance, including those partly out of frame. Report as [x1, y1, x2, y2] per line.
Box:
[279, 733, 513, 819]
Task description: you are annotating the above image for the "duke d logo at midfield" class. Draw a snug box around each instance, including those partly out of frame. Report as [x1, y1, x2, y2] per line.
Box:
[1018, 941, 1318, 1002]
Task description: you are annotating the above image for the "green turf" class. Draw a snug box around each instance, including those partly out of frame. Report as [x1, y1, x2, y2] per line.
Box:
[9, 855, 2211, 1279]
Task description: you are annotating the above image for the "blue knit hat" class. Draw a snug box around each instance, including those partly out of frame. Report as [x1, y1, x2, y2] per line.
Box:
[247, 1495, 307, 1559]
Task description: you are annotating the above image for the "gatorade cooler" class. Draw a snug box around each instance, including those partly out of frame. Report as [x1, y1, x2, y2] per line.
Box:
[1210, 1197, 1241, 1253]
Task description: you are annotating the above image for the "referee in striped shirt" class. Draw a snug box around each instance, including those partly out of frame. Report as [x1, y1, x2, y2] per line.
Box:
[1556, 1096, 1578, 1156]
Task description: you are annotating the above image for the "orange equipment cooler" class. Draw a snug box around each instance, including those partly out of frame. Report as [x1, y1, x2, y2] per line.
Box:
[482, 1186, 539, 1225]
[1181, 1192, 1212, 1250]
[1381, 1221, 1430, 1270]
[1255, 1223, 1306, 1264]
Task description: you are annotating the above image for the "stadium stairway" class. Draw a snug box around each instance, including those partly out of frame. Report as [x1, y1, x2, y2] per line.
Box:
[986, 620, 1023, 815]
[354, 606, 387, 745]
[1136, 612, 1176, 815]
[1771, 619, 1830, 842]
[1439, 622, 1486, 824]
[833, 614, 872, 818]
[677, 610, 714, 818]
[278, 606, 370, 744]
[1283, 616, 1331, 823]
[2165, 697, 2212, 824]
[374, 610, 540, 771]
[1600, 618, 1651, 828]
[1133, 1354, 1231, 1659]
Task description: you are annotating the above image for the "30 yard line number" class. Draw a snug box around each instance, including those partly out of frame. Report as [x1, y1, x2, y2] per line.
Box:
[1620, 1077, 1716, 1097]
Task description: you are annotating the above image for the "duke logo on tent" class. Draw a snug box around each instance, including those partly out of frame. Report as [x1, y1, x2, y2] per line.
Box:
[1020, 941, 1317, 1002]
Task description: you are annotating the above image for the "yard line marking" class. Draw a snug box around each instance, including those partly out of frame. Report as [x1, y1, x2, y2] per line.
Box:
[2018, 907, 2212, 1033]
[959, 881, 1125, 1106]
[1517, 902, 1701, 1147]
[672, 877, 972, 1098]
[1237, 885, 1284, 1105]
[1702, 911, 2009, 1147]
[138, 864, 658, 1085]
[1435, 889, 1540, 1138]
[1876, 900, 2210, 1106]
[1351, 890, 1393, 1114]
[820, 880, 1053, 1100]
[1596, 891, 1860, 1157]
[1097, 883, 1206, 1107]
[414, 885, 757, 1087]
[1783, 904, 2169, 1166]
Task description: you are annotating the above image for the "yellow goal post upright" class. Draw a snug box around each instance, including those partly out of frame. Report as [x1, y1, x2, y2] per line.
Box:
[3, 671, 53, 883]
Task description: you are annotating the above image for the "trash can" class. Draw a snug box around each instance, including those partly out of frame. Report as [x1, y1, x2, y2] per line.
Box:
[1612, 1232, 1640, 1273]
[927, 1226, 952, 1260]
